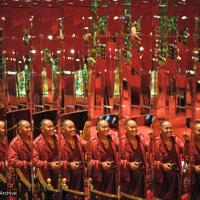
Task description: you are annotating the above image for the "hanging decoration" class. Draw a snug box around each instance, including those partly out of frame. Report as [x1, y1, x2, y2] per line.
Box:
[156, 0, 178, 65]
[82, 63, 89, 97]
[22, 28, 32, 46]
[24, 59, 30, 98]
[58, 18, 64, 40]
[179, 28, 190, 45]
[193, 17, 200, 63]
[150, 69, 158, 98]
[16, 58, 31, 99]
[131, 19, 141, 51]
[41, 67, 49, 97]
[123, 0, 132, 60]
[42, 48, 52, 65]
[75, 69, 85, 98]
[16, 71, 26, 98]
[114, 63, 120, 98]
[97, 16, 107, 35]
[42, 48, 60, 100]
[96, 15, 107, 59]
[51, 54, 60, 103]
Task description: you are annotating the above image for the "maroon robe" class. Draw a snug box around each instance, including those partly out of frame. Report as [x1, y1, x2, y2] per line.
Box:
[33, 134, 59, 188]
[191, 143, 200, 200]
[153, 135, 188, 200]
[120, 135, 148, 199]
[87, 134, 120, 198]
[0, 138, 7, 193]
[60, 134, 86, 197]
[0, 139, 7, 176]
[7, 134, 32, 199]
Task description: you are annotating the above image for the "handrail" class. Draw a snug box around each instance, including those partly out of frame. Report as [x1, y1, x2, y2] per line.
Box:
[121, 192, 146, 200]
[90, 188, 120, 199]
[16, 168, 31, 190]
[36, 168, 59, 193]
[0, 172, 6, 184]
[62, 186, 88, 196]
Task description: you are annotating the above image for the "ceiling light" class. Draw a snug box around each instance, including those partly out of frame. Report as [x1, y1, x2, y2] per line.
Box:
[30, 49, 36, 54]
[48, 35, 53, 40]
[70, 49, 75, 54]
[181, 16, 187, 20]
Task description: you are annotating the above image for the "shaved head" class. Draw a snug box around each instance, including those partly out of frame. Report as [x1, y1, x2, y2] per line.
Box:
[125, 119, 137, 128]
[17, 120, 31, 138]
[18, 120, 30, 128]
[62, 119, 76, 136]
[96, 119, 108, 128]
[40, 119, 54, 136]
[62, 119, 74, 127]
[40, 119, 53, 129]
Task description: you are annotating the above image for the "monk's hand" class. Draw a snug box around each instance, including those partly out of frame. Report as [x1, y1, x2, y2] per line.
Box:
[194, 165, 200, 174]
[50, 161, 61, 170]
[162, 163, 172, 172]
[130, 162, 139, 171]
[69, 161, 79, 170]
[101, 161, 111, 170]
[87, 160, 94, 168]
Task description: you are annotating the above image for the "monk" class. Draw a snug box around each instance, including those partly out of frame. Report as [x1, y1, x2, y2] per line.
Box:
[33, 119, 61, 199]
[153, 120, 189, 200]
[120, 119, 148, 199]
[191, 122, 200, 200]
[60, 119, 86, 200]
[0, 120, 7, 193]
[7, 120, 32, 200]
[87, 119, 119, 200]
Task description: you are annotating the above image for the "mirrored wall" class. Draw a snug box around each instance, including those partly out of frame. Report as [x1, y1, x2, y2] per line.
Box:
[0, 0, 199, 199]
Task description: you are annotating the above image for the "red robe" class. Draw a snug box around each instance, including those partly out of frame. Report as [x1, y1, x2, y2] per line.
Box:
[7, 134, 32, 199]
[87, 134, 120, 197]
[0, 138, 7, 193]
[0, 139, 7, 176]
[190, 143, 200, 200]
[120, 134, 148, 199]
[153, 135, 189, 200]
[60, 135, 86, 199]
[33, 134, 59, 188]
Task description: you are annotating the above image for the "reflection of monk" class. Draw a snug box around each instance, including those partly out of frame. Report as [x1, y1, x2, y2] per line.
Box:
[131, 23, 141, 42]
[191, 122, 200, 200]
[87, 120, 120, 199]
[153, 120, 189, 200]
[0, 121, 7, 194]
[33, 119, 61, 200]
[121, 119, 148, 199]
[33, 119, 61, 191]
[60, 120, 86, 200]
[8, 120, 32, 200]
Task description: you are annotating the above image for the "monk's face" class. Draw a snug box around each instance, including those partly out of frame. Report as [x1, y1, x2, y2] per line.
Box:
[0, 121, 5, 137]
[62, 120, 76, 136]
[126, 120, 138, 137]
[161, 121, 173, 138]
[41, 120, 55, 136]
[18, 121, 31, 138]
[194, 123, 200, 140]
[97, 120, 110, 136]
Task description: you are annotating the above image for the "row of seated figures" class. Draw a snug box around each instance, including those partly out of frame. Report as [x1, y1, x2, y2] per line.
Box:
[0, 108, 199, 200]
